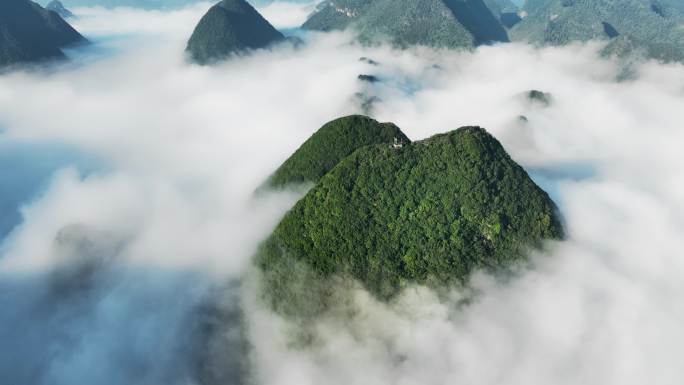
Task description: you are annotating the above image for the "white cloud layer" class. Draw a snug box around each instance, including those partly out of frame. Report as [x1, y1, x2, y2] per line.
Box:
[257, 0, 321, 29]
[1, 2, 684, 385]
[68, 3, 212, 39]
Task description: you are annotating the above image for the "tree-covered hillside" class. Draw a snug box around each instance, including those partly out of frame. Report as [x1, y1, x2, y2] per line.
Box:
[302, 0, 509, 49]
[265, 115, 410, 189]
[257, 123, 564, 316]
[0, 0, 86, 68]
[511, 0, 684, 62]
[302, 0, 373, 32]
[185, 0, 284, 65]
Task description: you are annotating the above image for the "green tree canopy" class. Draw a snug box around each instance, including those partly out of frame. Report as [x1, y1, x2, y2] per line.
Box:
[265, 115, 410, 189]
[257, 121, 564, 317]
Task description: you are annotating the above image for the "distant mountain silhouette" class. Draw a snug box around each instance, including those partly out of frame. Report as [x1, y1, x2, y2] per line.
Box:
[0, 0, 86, 68]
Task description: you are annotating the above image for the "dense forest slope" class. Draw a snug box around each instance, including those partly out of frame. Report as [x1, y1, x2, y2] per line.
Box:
[186, 0, 284, 64]
[257, 120, 564, 316]
[265, 115, 410, 189]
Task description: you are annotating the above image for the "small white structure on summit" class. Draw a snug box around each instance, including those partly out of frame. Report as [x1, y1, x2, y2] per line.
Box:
[392, 137, 404, 149]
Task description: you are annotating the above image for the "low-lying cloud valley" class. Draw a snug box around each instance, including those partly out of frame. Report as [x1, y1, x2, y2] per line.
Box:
[1, 2, 684, 384]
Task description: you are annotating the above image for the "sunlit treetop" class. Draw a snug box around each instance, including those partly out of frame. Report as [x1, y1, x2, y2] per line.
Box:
[511, 0, 684, 62]
[302, 0, 510, 48]
[265, 115, 410, 189]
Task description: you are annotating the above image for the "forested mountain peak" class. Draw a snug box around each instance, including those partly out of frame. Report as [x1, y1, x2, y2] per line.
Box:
[265, 115, 410, 189]
[257, 118, 564, 317]
[185, 0, 284, 64]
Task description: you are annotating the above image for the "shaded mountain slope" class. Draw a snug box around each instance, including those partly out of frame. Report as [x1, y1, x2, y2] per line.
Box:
[186, 0, 284, 64]
[511, 0, 684, 62]
[0, 0, 86, 67]
[303, 0, 509, 49]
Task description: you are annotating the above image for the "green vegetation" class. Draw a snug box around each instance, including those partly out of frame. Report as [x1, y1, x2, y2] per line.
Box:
[185, 0, 284, 65]
[257, 121, 564, 317]
[302, 0, 373, 31]
[302, 0, 509, 49]
[0, 0, 86, 68]
[265, 115, 410, 189]
[511, 0, 684, 62]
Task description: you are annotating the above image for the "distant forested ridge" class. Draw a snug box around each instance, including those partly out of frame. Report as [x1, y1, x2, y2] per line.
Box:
[511, 0, 684, 62]
[186, 0, 284, 65]
[265, 115, 410, 189]
[302, 0, 510, 49]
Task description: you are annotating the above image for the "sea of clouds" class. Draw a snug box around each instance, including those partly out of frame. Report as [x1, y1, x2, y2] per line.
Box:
[1, 2, 684, 384]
